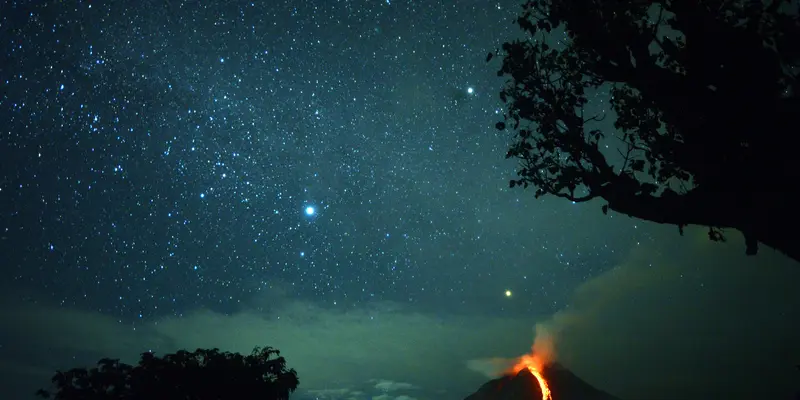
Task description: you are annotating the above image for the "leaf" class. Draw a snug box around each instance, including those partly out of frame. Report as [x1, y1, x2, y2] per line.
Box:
[496, 121, 506, 130]
[509, 179, 516, 188]
[661, 38, 678, 56]
[536, 20, 551, 33]
[602, 204, 608, 215]
[486, 52, 494, 62]
[630, 159, 645, 172]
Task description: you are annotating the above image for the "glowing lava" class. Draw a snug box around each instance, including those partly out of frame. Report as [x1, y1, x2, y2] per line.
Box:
[507, 353, 552, 400]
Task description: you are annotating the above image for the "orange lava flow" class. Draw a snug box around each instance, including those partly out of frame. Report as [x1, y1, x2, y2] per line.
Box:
[528, 367, 552, 400]
[508, 354, 553, 400]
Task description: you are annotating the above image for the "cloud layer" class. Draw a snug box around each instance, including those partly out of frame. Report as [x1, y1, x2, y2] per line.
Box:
[2, 226, 799, 400]
[0, 292, 534, 399]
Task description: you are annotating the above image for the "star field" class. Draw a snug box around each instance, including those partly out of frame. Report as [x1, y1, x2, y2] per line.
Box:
[0, 0, 644, 325]
[4, 3, 800, 400]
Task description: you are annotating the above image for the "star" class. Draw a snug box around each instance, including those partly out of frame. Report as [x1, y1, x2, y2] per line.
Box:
[305, 206, 316, 216]
[505, 289, 512, 298]
[467, 87, 474, 94]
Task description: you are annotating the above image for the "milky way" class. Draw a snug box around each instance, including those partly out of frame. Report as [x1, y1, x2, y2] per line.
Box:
[0, 0, 639, 325]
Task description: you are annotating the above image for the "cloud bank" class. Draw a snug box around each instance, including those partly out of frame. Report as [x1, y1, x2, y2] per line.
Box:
[0, 292, 534, 399]
[2, 226, 799, 400]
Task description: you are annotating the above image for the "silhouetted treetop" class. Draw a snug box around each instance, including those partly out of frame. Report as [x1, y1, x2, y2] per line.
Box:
[36, 345, 299, 400]
[493, 0, 799, 262]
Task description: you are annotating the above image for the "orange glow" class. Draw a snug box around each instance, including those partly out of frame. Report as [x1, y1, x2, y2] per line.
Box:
[507, 353, 552, 400]
[528, 366, 552, 400]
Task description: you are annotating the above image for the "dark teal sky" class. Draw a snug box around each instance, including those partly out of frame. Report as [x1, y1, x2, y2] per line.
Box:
[1, 1, 798, 399]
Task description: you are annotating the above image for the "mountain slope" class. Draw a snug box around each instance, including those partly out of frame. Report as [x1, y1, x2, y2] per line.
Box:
[465, 363, 621, 400]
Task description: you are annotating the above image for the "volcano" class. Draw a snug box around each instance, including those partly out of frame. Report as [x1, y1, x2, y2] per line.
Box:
[464, 363, 621, 400]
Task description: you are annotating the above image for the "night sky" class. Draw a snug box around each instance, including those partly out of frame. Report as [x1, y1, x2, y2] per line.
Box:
[1, 1, 799, 400]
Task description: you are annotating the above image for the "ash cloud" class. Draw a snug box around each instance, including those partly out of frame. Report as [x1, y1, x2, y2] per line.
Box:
[526, 226, 800, 400]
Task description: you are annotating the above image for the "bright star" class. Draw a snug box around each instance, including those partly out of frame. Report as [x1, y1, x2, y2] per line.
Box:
[305, 206, 315, 216]
[505, 289, 512, 297]
[467, 87, 474, 94]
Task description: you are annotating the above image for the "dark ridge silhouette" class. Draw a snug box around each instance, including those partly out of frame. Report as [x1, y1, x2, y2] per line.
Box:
[465, 363, 620, 400]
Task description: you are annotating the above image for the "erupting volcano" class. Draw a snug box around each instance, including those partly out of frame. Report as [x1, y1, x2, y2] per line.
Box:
[499, 326, 557, 400]
[506, 353, 552, 400]
[464, 361, 621, 400]
[465, 329, 620, 400]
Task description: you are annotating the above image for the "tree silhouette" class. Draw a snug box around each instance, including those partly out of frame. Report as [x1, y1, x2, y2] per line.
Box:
[35, 346, 299, 400]
[493, 0, 799, 261]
